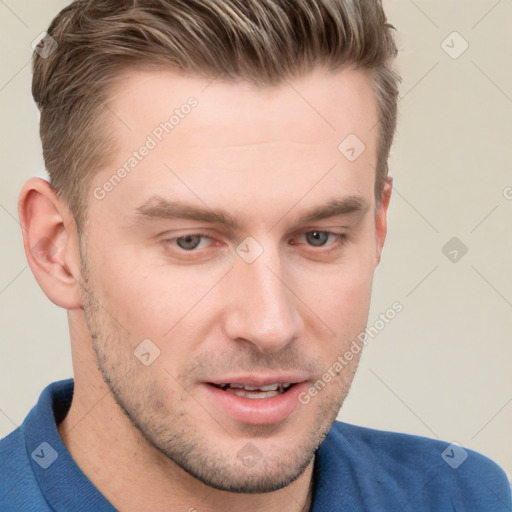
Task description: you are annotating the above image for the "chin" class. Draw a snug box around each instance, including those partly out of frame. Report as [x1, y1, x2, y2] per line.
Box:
[167, 446, 316, 494]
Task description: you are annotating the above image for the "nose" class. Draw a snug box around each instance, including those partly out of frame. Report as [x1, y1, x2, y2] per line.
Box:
[222, 246, 304, 353]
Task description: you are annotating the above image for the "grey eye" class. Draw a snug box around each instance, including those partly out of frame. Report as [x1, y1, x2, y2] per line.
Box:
[305, 231, 329, 247]
[176, 235, 203, 250]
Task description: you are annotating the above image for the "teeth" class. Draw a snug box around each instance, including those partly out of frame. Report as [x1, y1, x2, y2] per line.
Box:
[231, 389, 281, 399]
[232, 383, 283, 391]
[241, 383, 280, 391]
[215, 382, 293, 398]
[259, 383, 279, 391]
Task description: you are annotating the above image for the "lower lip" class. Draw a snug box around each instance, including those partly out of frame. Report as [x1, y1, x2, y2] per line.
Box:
[200, 382, 308, 425]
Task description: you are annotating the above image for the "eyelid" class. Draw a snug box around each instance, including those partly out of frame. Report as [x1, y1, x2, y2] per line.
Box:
[163, 230, 348, 255]
[293, 230, 347, 249]
[162, 232, 215, 250]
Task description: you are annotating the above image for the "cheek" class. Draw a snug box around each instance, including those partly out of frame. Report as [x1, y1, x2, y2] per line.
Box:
[297, 254, 375, 326]
[90, 246, 227, 343]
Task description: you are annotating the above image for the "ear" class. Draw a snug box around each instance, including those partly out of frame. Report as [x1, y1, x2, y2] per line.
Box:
[375, 176, 392, 265]
[18, 178, 82, 309]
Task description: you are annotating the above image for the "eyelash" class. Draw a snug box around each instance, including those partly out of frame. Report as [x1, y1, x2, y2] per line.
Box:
[162, 231, 348, 256]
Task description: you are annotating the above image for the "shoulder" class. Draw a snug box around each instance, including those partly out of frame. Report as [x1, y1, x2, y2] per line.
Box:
[0, 379, 74, 512]
[0, 427, 51, 512]
[327, 421, 505, 471]
[317, 421, 511, 511]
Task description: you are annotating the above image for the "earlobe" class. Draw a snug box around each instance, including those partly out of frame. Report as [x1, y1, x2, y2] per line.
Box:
[375, 176, 393, 265]
[18, 178, 82, 310]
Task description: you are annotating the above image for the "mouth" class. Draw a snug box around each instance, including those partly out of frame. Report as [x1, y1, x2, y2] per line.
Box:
[201, 376, 308, 425]
[208, 382, 294, 399]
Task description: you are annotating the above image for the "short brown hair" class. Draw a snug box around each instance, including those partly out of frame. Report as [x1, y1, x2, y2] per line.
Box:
[32, 0, 400, 229]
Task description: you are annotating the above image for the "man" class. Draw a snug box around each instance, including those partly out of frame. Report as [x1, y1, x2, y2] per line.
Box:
[0, 0, 510, 511]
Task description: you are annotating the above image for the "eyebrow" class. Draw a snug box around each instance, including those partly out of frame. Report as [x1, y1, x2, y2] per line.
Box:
[135, 195, 369, 230]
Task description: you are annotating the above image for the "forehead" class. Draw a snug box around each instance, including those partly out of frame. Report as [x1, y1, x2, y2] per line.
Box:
[108, 65, 377, 142]
[91, 66, 379, 224]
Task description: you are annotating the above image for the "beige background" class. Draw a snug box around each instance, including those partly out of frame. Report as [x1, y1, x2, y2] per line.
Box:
[1, 0, 511, 478]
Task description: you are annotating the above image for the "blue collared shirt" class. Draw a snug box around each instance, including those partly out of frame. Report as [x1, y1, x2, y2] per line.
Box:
[1, 379, 510, 511]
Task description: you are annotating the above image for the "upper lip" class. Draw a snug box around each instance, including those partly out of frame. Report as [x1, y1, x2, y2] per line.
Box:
[206, 374, 308, 387]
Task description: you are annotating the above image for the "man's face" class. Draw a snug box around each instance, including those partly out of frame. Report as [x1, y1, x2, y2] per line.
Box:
[80, 66, 387, 492]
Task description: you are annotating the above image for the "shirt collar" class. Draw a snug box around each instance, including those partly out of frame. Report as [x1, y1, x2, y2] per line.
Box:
[21, 379, 116, 512]
[22, 378, 346, 511]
